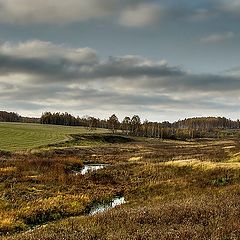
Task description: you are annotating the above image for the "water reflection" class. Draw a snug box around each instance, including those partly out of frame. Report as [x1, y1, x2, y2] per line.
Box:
[89, 196, 126, 215]
[72, 164, 108, 175]
[80, 164, 108, 175]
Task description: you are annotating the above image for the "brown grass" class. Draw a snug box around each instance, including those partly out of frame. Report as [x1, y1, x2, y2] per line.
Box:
[0, 136, 240, 239]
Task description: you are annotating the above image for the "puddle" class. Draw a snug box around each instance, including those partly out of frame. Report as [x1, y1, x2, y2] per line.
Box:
[89, 196, 126, 215]
[73, 164, 108, 175]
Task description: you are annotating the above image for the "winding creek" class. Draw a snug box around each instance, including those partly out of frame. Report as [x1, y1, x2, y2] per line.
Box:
[88, 196, 126, 215]
[75, 163, 126, 214]
[80, 164, 109, 175]
[25, 163, 126, 234]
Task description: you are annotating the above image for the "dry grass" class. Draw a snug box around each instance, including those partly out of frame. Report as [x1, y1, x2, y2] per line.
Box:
[164, 159, 240, 170]
[1, 136, 240, 239]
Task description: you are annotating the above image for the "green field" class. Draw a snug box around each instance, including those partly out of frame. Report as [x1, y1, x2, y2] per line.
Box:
[0, 122, 106, 151]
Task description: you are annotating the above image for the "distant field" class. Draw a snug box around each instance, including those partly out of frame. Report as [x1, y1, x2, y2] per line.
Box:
[0, 122, 106, 151]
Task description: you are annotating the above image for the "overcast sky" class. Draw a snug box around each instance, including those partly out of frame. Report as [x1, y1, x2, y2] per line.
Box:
[0, 0, 240, 122]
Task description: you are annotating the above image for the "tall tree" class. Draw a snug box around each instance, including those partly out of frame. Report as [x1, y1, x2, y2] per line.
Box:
[122, 116, 131, 135]
[108, 114, 119, 133]
[131, 115, 141, 136]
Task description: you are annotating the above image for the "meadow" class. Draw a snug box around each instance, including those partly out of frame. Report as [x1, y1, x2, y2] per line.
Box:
[0, 122, 106, 152]
[0, 123, 240, 239]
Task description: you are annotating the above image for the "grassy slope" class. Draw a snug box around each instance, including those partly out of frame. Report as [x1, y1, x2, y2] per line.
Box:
[0, 122, 106, 151]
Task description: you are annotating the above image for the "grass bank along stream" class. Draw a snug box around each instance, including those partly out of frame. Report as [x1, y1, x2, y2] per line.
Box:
[1, 134, 240, 239]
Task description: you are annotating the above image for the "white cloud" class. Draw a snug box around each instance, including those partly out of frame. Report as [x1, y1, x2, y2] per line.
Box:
[0, 0, 115, 24]
[0, 0, 232, 27]
[118, 3, 162, 28]
[220, 0, 240, 16]
[200, 32, 235, 44]
[0, 40, 98, 64]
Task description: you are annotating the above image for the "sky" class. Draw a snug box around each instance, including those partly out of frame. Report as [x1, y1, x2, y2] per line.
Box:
[0, 0, 240, 122]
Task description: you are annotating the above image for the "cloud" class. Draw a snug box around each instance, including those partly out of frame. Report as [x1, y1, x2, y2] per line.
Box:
[200, 32, 235, 43]
[0, 40, 240, 93]
[0, 1, 165, 27]
[1, 40, 240, 93]
[220, 0, 240, 16]
[0, 0, 116, 24]
[224, 66, 240, 77]
[0, 0, 230, 27]
[0, 0, 160, 26]
[118, 3, 162, 27]
[0, 41, 98, 80]
[0, 40, 183, 81]
[1, 40, 240, 121]
[0, 40, 98, 64]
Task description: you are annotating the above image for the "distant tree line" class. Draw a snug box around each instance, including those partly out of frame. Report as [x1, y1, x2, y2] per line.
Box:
[107, 115, 240, 139]
[0, 111, 39, 123]
[1, 110, 240, 140]
[40, 112, 240, 139]
[172, 117, 240, 130]
[40, 112, 108, 129]
[0, 111, 21, 122]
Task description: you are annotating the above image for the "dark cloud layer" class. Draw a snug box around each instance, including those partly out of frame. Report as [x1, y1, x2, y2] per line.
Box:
[0, 41, 239, 93]
[0, 40, 240, 121]
[0, 53, 184, 80]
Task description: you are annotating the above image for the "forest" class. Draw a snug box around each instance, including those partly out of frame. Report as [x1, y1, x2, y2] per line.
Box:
[0, 111, 39, 123]
[1, 110, 240, 140]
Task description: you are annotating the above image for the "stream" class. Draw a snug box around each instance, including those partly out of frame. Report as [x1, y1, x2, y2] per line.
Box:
[74, 164, 126, 214]
[80, 164, 108, 175]
[72, 164, 109, 175]
[88, 196, 126, 215]
[25, 163, 125, 234]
